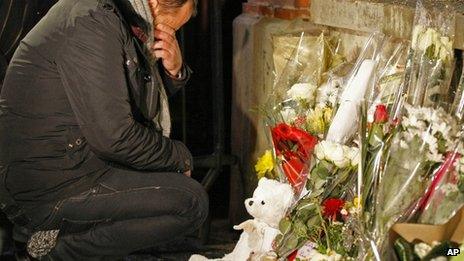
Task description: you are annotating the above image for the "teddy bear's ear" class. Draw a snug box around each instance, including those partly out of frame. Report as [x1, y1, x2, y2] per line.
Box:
[257, 177, 269, 187]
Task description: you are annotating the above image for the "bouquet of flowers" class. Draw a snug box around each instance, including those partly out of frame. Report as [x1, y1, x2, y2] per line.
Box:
[273, 141, 360, 258]
[417, 67, 464, 226]
[271, 32, 406, 260]
[406, 0, 455, 108]
[356, 38, 408, 224]
[418, 146, 464, 225]
[351, 2, 460, 257]
[326, 32, 408, 144]
[261, 32, 348, 196]
[371, 104, 460, 253]
[271, 123, 318, 193]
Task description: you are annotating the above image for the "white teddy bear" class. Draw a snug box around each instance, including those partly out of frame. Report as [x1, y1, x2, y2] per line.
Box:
[189, 178, 294, 261]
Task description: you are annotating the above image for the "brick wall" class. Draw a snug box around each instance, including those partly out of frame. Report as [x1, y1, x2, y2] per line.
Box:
[242, 0, 310, 19]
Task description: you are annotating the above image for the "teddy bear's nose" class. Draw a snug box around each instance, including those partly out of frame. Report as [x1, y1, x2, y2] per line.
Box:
[248, 200, 254, 206]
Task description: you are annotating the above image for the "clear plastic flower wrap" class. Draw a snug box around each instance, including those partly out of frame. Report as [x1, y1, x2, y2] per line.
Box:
[263, 31, 357, 259]
[271, 32, 409, 260]
[352, 2, 460, 258]
[367, 103, 459, 255]
[272, 137, 361, 257]
[417, 65, 464, 226]
[417, 143, 464, 225]
[451, 53, 464, 121]
[263, 31, 348, 197]
[406, 0, 456, 109]
[351, 40, 410, 261]
[326, 32, 409, 145]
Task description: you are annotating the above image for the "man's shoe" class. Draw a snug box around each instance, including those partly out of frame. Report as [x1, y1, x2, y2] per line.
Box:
[26, 230, 59, 260]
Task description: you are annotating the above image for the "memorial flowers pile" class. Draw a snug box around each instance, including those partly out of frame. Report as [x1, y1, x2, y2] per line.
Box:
[406, 0, 455, 108]
[243, 2, 464, 261]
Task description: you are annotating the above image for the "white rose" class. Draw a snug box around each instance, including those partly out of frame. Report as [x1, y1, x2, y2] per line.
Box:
[417, 28, 433, 51]
[333, 156, 350, 168]
[419, 28, 440, 54]
[315, 142, 327, 160]
[346, 147, 360, 166]
[439, 36, 452, 61]
[328, 144, 348, 168]
[287, 83, 316, 102]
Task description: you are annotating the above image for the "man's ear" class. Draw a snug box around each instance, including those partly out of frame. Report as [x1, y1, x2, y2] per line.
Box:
[148, 0, 161, 16]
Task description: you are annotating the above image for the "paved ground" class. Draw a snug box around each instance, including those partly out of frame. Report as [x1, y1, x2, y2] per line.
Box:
[1, 219, 238, 261]
[132, 219, 237, 261]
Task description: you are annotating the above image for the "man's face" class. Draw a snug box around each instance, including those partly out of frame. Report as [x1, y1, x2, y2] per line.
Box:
[149, 0, 194, 31]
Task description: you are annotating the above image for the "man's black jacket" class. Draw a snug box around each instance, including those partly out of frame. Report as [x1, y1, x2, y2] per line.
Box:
[0, 0, 193, 206]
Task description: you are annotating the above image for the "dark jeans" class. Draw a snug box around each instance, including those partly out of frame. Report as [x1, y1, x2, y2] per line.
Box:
[25, 168, 209, 260]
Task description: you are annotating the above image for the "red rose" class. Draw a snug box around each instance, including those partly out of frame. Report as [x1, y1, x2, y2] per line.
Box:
[271, 123, 318, 159]
[271, 123, 317, 193]
[286, 127, 318, 160]
[322, 198, 345, 220]
[374, 104, 389, 123]
[271, 123, 292, 155]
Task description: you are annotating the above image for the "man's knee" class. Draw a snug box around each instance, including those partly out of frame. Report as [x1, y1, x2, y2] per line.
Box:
[183, 178, 209, 228]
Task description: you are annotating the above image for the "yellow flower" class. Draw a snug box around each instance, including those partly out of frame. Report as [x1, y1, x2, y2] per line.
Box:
[307, 107, 332, 135]
[353, 197, 361, 209]
[323, 107, 333, 123]
[255, 150, 275, 179]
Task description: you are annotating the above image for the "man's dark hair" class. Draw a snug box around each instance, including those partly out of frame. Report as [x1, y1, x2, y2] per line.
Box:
[159, 0, 198, 16]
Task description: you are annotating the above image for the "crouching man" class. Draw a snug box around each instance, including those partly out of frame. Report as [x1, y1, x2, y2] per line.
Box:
[0, 0, 208, 259]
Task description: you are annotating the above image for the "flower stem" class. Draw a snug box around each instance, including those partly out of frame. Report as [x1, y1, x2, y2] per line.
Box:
[317, 204, 331, 252]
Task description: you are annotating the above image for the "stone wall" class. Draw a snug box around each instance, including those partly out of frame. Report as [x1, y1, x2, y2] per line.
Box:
[242, 0, 310, 20]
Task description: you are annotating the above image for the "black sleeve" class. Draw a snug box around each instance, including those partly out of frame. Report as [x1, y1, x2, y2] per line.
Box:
[56, 7, 192, 172]
[160, 63, 192, 96]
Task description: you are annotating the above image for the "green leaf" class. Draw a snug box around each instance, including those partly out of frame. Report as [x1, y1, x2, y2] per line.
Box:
[436, 134, 447, 154]
[294, 220, 308, 237]
[393, 238, 416, 261]
[369, 124, 384, 147]
[307, 215, 320, 227]
[279, 218, 292, 234]
[459, 180, 464, 193]
[285, 233, 299, 250]
[313, 162, 330, 179]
